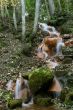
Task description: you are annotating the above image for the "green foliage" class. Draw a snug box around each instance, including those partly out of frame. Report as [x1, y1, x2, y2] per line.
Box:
[0, 89, 13, 102]
[61, 88, 73, 106]
[8, 99, 22, 109]
[29, 67, 54, 95]
[34, 95, 53, 106]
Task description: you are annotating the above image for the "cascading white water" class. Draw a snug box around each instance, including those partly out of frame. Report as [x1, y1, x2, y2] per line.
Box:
[56, 39, 65, 56]
[15, 78, 21, 99]
[38, 23, 60, 37]
[15, 74, 33, 106]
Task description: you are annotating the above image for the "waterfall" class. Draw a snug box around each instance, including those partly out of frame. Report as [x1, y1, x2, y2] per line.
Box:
[15, 78, 21, 99]
[56, 39, 65, 56]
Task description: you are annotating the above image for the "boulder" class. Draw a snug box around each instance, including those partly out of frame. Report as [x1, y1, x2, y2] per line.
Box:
[29, 67, 54, 95]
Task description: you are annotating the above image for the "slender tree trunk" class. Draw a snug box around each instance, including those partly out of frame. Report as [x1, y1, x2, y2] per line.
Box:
[48, 0, 55, 16]
[66, 0, 69, 13]
[13, 7, 17, 30]
[33, 0, 41, 33]
[44, 0, 50, 20]
[21, 0, 26, 42]
[1, 0, 4, 17]
[57, 0, 62, 12]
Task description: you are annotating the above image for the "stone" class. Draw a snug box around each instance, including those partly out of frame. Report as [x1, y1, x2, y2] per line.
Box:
[29, 67, 54, 95]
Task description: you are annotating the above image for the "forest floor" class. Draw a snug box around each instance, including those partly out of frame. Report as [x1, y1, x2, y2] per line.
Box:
[0, 31, 45, 89]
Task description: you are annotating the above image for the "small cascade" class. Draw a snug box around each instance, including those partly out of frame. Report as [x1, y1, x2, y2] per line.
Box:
[15, 73, 33, 106]
[38, 22, 60, 37]
[15, 78, 21, 99]
[22, 98, 33, 107]
[56, 39, 65, 56]
[46, 59, 59, 69]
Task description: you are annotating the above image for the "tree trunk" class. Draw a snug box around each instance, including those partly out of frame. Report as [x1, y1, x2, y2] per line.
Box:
[13, 7, 17, 30]
[66, 0, 69, 13]
[21, 0, 26, 42]
[48, 0, 55, 16]
[44, 0, 50, 20]
[57, 0, 62, 12]
[33, 0, 41, 33]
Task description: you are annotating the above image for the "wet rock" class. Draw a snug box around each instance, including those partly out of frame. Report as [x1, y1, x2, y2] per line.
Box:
[29, 67, 54, 95]
[63, 34, 73, 40]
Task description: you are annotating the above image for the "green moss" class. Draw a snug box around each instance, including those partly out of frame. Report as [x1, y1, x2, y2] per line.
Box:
[8, 99, 22, 109]
[34, 96, 53, 106]
[60, 88, 69, 102]
[65, 90, 73, 105]
[29, 67, 54, 95]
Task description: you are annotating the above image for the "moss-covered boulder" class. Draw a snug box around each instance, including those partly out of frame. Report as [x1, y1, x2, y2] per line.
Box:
[62, 46, 73, 59]
[29, 67, 54, 95]
[8, 99, 22, 109]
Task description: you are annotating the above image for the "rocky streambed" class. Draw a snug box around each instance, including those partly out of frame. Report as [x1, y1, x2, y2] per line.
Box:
[0, 31, 73, 110]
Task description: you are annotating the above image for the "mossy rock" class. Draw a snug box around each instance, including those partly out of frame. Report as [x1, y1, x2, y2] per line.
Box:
[33, 95, 53, 106]
[22, 72, 32, 80]
[29, 67, 54, 95]
[8, 99, 22, 109]
[62, 46, 73, 59]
